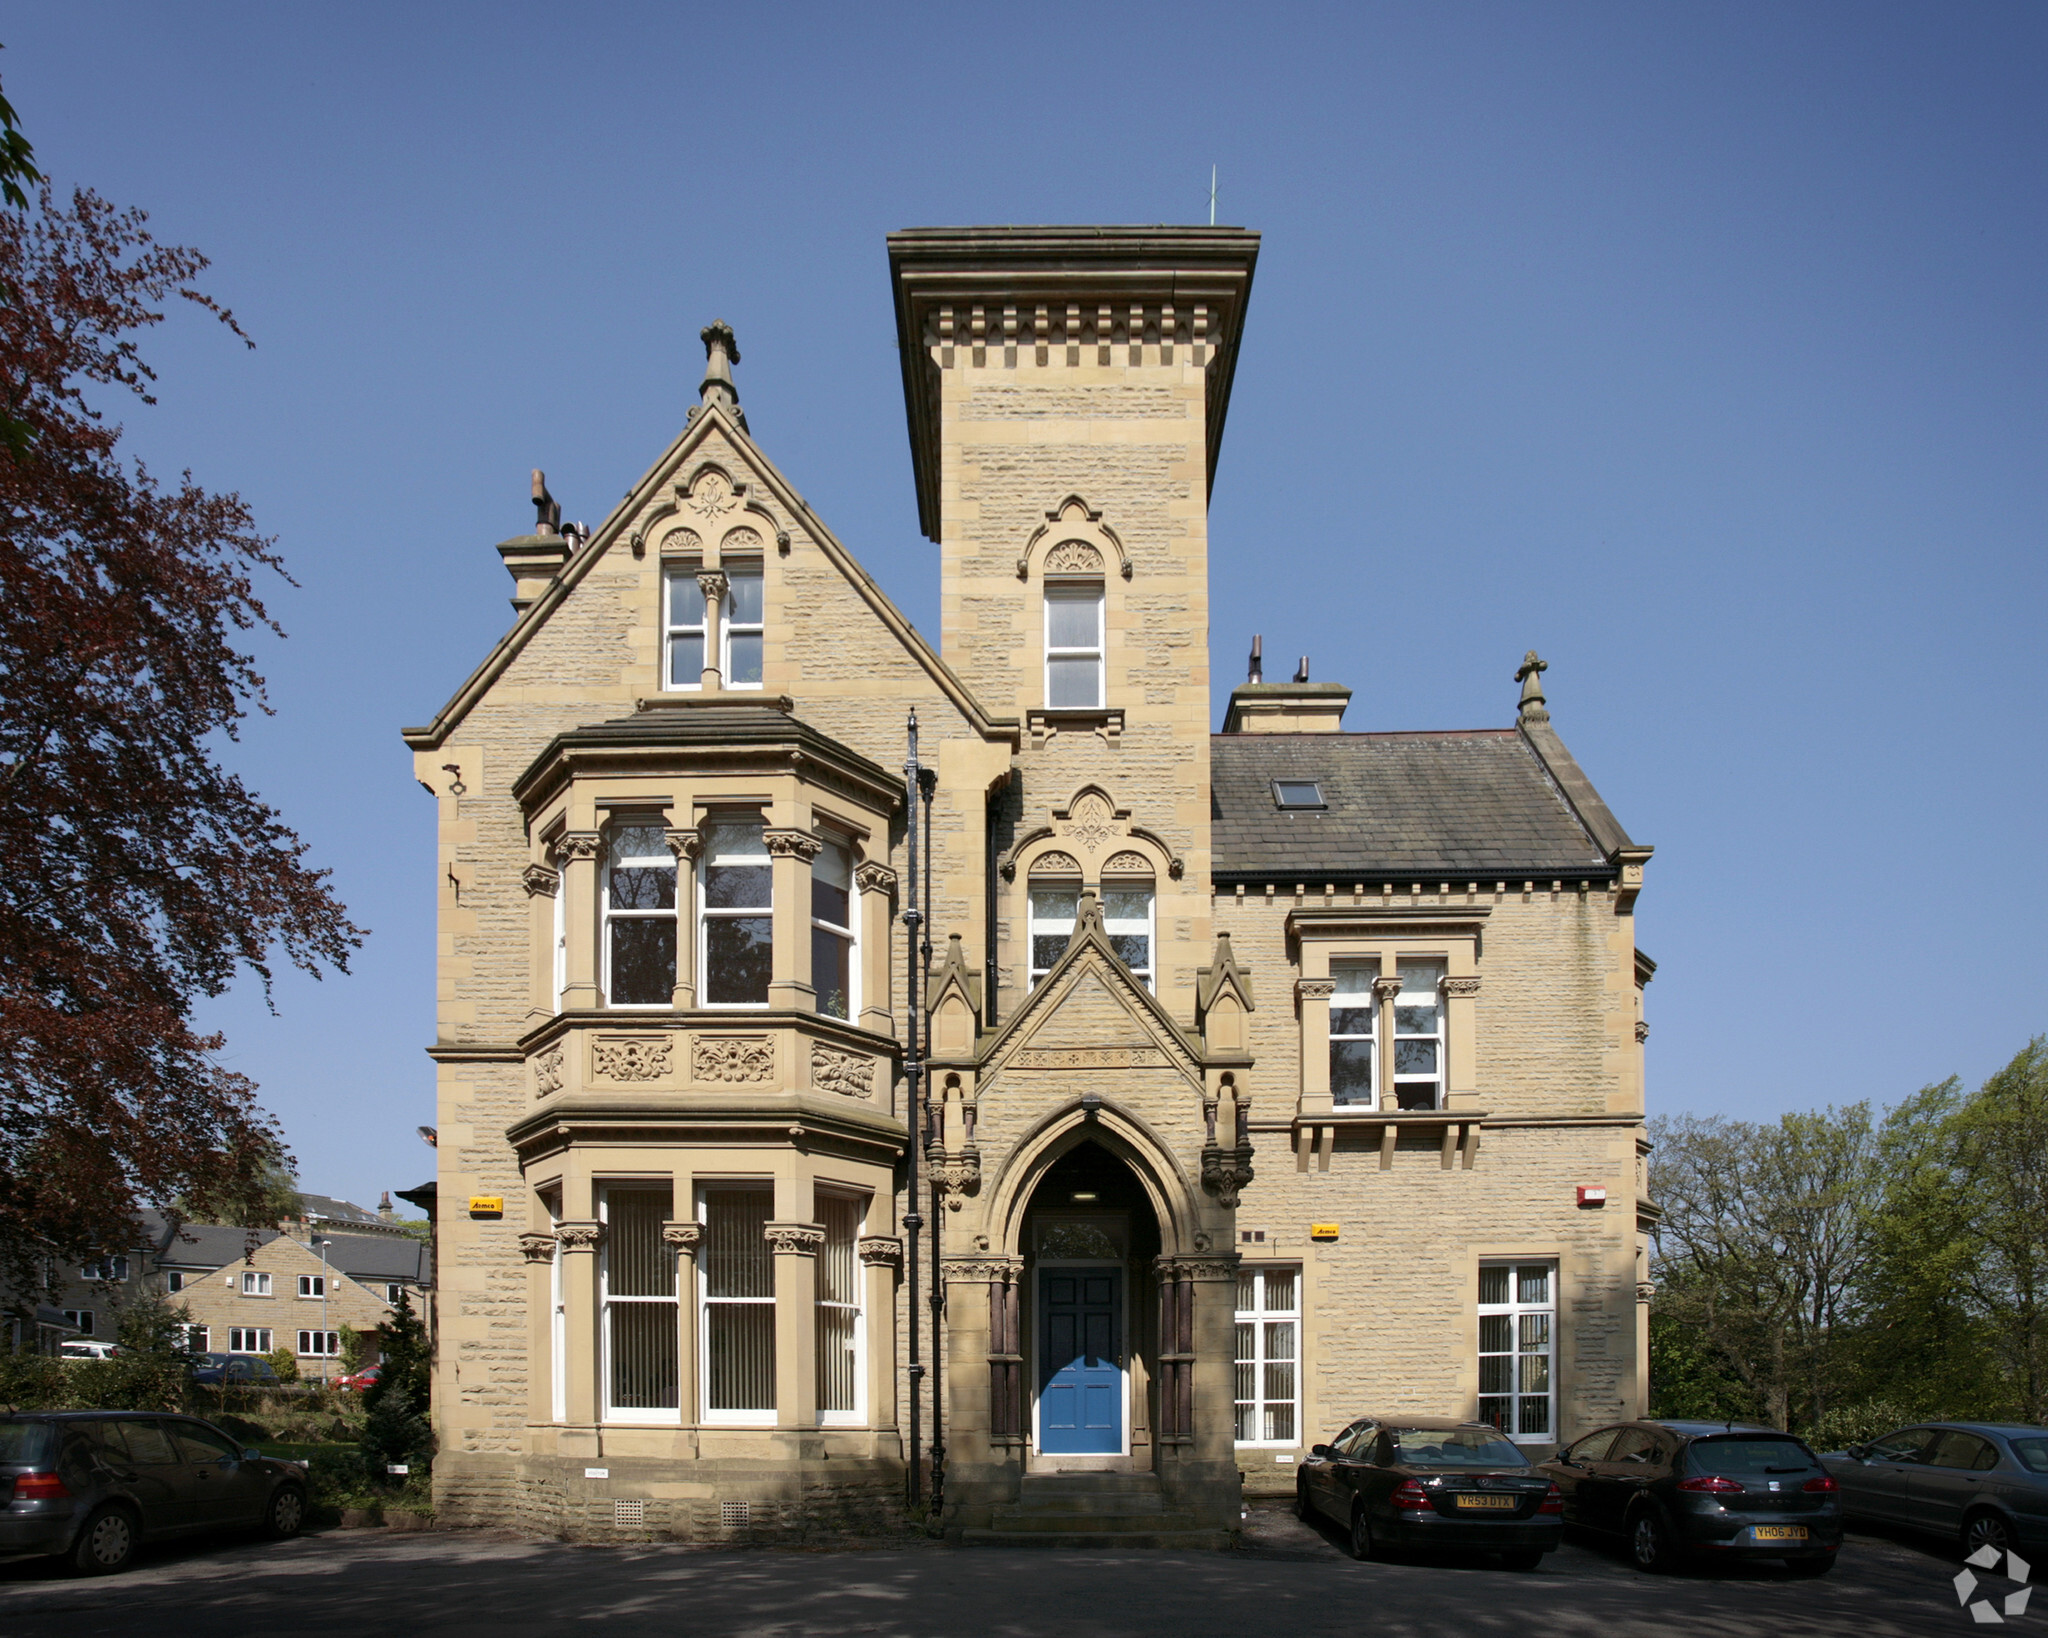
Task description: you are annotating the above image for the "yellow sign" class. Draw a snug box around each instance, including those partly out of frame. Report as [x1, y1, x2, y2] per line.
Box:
[1309, 1222, 1340, 1242]
[468, 1195, 504, 1216]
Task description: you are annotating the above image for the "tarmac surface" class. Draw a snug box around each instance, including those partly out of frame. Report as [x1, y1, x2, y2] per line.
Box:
[0, 1501, 2011, 1637]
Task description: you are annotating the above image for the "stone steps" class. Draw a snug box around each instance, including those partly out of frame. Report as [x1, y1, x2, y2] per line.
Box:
[965, 1472, 1232, 1551]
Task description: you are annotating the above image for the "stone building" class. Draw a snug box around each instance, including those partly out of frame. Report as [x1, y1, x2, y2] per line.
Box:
[405, 226, 1655, 1544]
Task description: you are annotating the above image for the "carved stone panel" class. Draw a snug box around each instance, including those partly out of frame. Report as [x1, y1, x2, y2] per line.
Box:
[694, 1036, 776, 1083]
[812, 1043, 875, 1097]
[1011, 1046, 1167, 1069]
[534, 1044, 566, 1096]
[591, 1035, 672, 1082]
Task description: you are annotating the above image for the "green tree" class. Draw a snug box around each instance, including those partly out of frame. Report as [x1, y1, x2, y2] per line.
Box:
[360, 1288, 431, 1481]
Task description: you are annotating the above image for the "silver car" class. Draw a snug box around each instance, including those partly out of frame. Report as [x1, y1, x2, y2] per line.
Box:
[1820, 1422, 2048, 1556]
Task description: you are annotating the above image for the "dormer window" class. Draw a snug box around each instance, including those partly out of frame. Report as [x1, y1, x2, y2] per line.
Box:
[1272, 779, 1324, 809]
[665, 572, 706, 688]
[1045, 584, 1103, 709]
[723, 566, 763, 687]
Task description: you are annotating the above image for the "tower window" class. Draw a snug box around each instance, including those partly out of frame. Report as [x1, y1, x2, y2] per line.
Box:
[1044, 584, 1104, 709]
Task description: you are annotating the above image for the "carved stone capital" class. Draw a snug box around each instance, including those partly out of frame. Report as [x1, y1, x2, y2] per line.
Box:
[763, 828, 823, 861]
[854, 861, 898, 896]
[928, 1147, 983, 1210]
[1295, 978, 1336, 1002]
[1200, 1143, 1256, 1209]
[764, 1222, 826, 1256]
[521, 863, 560, 899]
[1635, 1281, 1658, 1303]
[555, 1220, 605, 1254]
[554, 831, 602, 865]
[518, 1232, 558, 1264]
[1162, 1254, 1243, 1282]
[1442, 975, 1482, 998]
[812, 1043, 875, 1098]
[661, 1221, 704, 1257]
[663, 827, 702, 863]
[857, 1235, 904, 1270]
[1635, 1020, 1650, 1043]
[1371, 974, 1404, 1004]
[696, 569, 729, 603]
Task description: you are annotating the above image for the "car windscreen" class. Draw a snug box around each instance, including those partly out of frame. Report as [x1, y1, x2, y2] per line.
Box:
[0, 1422, 54, 1465]
[1389, 1428, 1528, 1468]
[1689, 1437, 1817, 1473]
[2011, 1438, 2048, 1475]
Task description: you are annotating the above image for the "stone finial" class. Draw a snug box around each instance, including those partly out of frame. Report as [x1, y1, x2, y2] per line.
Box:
[1516, 651, 1550, 723]
[700, 321, 745, 425]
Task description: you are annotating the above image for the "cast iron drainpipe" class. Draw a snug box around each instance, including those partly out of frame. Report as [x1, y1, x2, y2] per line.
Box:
[902, 713, 925, 1511]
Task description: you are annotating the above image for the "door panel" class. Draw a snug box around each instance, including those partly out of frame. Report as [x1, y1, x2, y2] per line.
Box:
[1039, 1268, 1123, 1455]
[1853, 1428, 1940, 1524]
[170, 1420, 268, 1525]
[1910, 1432, 1995, 1532]
[108, 1419, 191, 1533]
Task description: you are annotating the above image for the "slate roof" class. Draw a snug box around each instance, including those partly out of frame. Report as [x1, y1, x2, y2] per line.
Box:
[1209, 729, 1621, 880]
[315, 1232, 430, 1286]
[153, 1221, 279, 1269]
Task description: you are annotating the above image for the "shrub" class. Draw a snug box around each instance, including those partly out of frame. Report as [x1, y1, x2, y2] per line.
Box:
[263, 1347, 300, 1383]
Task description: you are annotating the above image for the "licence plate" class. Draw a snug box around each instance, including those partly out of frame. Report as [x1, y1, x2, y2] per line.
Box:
[1454, 1494, 1519, 1511]
[1751, 1526, 1808, 1542]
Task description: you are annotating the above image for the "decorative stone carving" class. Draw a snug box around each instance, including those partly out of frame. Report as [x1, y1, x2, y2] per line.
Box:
[928, 1147, 982, 1210]
[1200, 1143, 1256, 1208]
[591, 1035, 672, 1082]
[658, 525, 702, 554]
[1101, 850, 1152, 876]
[1067, 793, 1116, 852]
[1012, 1046, 1167, 1069]
[696, 569, 729, 603]
[1635, 1281, 1658, 1303]
[812, 1044, 875, 1097]
[1295, 978, 1336, 1001]
[555, 1220, 605, 1253]
[857, 1235, 904, 1269]
[553, 831, 602, 865]
[689, 472, 737, 519]
[518, 1232, 557, 1264]
[1443, 976, 1483, 997]
[1029, 850, 1083, 877]
[1043, 540, 1104, 573]
[1635, 1020, 1650, 1043]
[694, 1036, 776, 1083]
[521, 863, 560, 899]
[720, 525, 762, 552]
[663, 827, 702, 863]
[764, 1222, 826, 1256]
[1372, 974, 1404, 1004]
[854, 861, 897, 895]
[763, 828, 823, 861]
[534, 1044, 565, 1096]
[660, 1221, 704, 1257]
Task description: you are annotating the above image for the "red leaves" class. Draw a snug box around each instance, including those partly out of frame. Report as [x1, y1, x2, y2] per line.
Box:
[0, 188, 362, 1305]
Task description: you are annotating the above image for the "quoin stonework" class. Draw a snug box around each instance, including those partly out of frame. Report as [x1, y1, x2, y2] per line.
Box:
[404, 226, 1657, 1544]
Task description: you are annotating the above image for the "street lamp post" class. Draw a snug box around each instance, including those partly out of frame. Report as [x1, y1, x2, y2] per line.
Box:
[312, 1236, 332, 1384]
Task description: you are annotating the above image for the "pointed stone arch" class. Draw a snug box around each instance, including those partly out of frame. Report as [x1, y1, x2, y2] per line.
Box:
[983, 1096, 1205, 1259]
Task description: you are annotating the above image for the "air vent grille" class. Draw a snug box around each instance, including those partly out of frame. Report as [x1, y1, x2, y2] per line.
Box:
[720, 1499, 751, 1527]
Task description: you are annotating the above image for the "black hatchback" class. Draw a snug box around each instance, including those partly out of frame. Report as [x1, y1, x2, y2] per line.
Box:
[0, 1411, 307, 1574]
[1539, 1420, 1843, 1574]
[1297, 1416, 1563, 1569]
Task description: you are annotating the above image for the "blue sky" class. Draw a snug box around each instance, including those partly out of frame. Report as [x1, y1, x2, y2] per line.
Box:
[8, 4, 2044, 1208]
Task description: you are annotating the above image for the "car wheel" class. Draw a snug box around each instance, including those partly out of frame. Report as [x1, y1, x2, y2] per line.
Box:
[1629, 1506, 1672, 1574]
[1294, 1477, 1316, 1523]
[1348, 1505, 1379, 1561]
[1785, 1554, 1836, 1577]
[1500, 1549, 1545, 1572]
[1962, 1509, 2011, 1559]
[69, 1506, 139, 1575]
[265, 1485, 307, 1540]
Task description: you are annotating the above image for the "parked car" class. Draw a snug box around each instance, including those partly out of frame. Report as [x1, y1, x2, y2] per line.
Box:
[331, 1364, 381, 1393]
[1539, 1420, 1842, 1575]
[1296, 1416, 1562, 1568]
[0, 1410, 306, 1574]
[1820, 1422, 2048, 1556]
[57, 1341, 119, 1361]
[188, 1353, 280, 1387]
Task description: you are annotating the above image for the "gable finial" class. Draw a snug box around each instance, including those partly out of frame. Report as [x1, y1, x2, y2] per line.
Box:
[699, 320, 745, 426]
[1516, 650, 1550, 723]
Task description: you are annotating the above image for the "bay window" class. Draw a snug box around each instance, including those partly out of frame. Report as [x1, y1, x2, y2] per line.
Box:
[1044, 583, 1103, 708]
[1391, 959, 1445, 1110]
[1478, 1261, 1555, 1441]
[700, 816, 772, 1006]
[1329, 963, 1376, 1107]
[1234, 1266, 1300, 1444]
[815, 1193, 864, 1422]
[601, 1185, 679, 1422]
[604, 821, 677, 1006]
[811, 841, 856, 1021]
[701, 1187, 775, 1421]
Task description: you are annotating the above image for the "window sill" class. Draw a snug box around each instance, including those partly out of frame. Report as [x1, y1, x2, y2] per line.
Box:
[1027, 707, 1123, 748]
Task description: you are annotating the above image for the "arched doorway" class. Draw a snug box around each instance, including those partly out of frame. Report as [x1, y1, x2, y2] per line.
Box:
[1019, 1141, 1162, 1469]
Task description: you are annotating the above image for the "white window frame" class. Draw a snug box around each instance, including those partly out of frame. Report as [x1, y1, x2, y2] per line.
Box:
[1391, 959, 1446, 1111]
[548, 1206, 567, 1423]
[1233, 1266, 1302, 1447]
[663, 567, 706, 691]
[1027, 880, 1080, 989]
[386, 1282, 405, 1306]
[1329, 961, 1378, 1109]
[814, 1191, 867, 1427]
[1043, 582, 1104, 709]
[63, 1308, 95, 1337]
[1100, 882, 1155, 991]
[241, 1271, 273, 1297]
[598, 1184, 682, 1427]
[228, 1326, 273, 1354]
[181, 1323, 209, 1352]
[297, 1329, 341, 1357]
[166, 1270, 186, 1293]
[721, 563, 764, 689]
[552, 862, 567, 1011]
[697, 815, 772, 1009]
[1478, 1260, 1557, 1443]
[298, 1274, 325, 1299]
[79, 1256, 128, 1282]
[698, 1185, 777, 1425]
[810, 839, 858, 1023]
[603, 818, 678, 1009]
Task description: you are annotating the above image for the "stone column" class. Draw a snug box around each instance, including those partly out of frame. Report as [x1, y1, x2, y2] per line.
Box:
[664, 827, 702, 1009]
[1443, 973, 1482, 1110]
[1295, 978, 1334, 1117]
[555, 1220, 605, 1431]
[520, 863, 560, 1022]
[662, 1219, 703, 1424]
[518, 1229, 558, 1425]
[1179, 1253, 1244, 1527]
[765, 1222, 824, 1428]
[858, 1235, 903, 1433]
[697, 570, 726, 691]
[555, 833, 602, 1010]
[764, 829, 820, 1012]
[854, 861, 897, 1038]
[1372, 971, 1404, 1109]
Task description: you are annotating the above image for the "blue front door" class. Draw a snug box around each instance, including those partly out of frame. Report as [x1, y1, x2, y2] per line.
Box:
[1039, 1267, 1123, 1454]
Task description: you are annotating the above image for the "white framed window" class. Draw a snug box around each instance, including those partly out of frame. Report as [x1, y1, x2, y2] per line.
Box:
[600, 1184, 680, 1424]
[1044, 583, 1104, 708]
[240, 1271, 273, 1297]
[811, 840, 857, 1022]
[1478, 1261, 1555, 1441]
[1027, 882, 1080, 988]
[1234, 1267, 1300, 1445]
[298, 1275, 325, 1299]
[79, 1256, 128, 1282]
[699, 816, 772, 1006]
[604, 819, 677, 1007]
[166, 1270, 186, 1293]
[665, 569, 707, 689]
[814, 1192, 866, 1424]
[722, 566, 763, 687]
[700, 1186, 775, 1423]
[546, 1204, 566, 1424]
[228, 1326, 272, 1354]
[1102, 885, 1154, 990]
[181, 1324, 208, 1352]
[63, 1309, 95, 1336]
[297, 1330, 340, 1357]
[551, 857, 567, 1011]
[1330, 962, 1377, 1108]
[1391, 959, 1445, 1110]
[385, 1282, 404, 1305]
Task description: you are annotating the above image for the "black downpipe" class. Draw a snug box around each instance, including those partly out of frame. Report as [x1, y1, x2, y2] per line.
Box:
[902, 714, 924, 1511]
[983, 786, 1001, 1030]
[920, 766, 943, 1520]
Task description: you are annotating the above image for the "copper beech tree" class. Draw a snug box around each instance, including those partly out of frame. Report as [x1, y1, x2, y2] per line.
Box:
[0, 187, 362, 1315]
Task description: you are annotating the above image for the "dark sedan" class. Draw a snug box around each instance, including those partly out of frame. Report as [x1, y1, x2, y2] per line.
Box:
[1821, 1422, 2048, 1556]
[1, 1411, 306, 1573]
[1297, 1416, 1562, 1569]
[188, 1352, 282, 1387]
[1540, 1419, 1842, 1574]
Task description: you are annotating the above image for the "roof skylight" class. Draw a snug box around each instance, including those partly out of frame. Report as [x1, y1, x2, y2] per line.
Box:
[1272, 779, 1325, 809]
